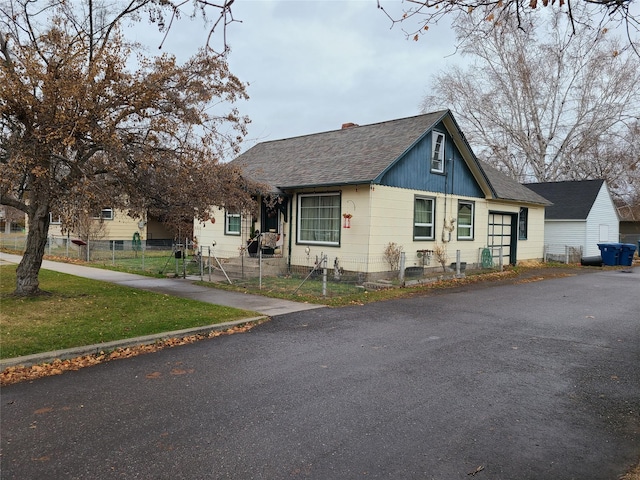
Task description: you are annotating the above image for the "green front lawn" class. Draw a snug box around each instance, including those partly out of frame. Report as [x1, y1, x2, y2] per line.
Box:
[0, 265, 258, 359]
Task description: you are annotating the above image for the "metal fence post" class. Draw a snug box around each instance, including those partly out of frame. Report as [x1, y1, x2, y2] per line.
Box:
[259, 242, 262, 290]
[322, 254, 327, 297]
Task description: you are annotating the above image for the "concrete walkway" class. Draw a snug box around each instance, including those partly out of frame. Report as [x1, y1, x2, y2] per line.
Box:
[1, 252, 324, 367]
[0, 252, 324, 317]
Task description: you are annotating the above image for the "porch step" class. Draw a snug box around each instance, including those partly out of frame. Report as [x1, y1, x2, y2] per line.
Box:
[214, 256, 285, 277]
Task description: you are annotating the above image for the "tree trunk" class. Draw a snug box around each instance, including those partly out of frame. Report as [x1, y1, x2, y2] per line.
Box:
[15, 204, 50, 296]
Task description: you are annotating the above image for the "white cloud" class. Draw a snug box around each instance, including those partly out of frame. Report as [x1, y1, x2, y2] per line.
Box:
[218, 1, 462, 149]
[130, 1, 462, 151]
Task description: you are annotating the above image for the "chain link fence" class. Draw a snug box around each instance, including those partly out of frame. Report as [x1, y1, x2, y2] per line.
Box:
[202, 246, 506, 298]
[543, 244, 583, 264]
[1, 234, 202, 276]
[2, 234, 516, 297]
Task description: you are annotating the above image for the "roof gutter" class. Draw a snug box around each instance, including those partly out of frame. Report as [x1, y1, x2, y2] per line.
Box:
[277, 180, 375, 191]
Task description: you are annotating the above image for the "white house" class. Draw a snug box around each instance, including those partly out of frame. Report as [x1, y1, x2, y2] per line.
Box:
[526, 179, 619, 258]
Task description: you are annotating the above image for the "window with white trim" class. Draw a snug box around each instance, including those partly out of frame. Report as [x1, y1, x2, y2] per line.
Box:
[431, 131, 445, 173]
[297, 192, 340, 245]
[49, 213, 61, 224]
[457, 201, 474, 240]
[225, 211, 241, 235]
[92, 208, 113, 220]
[414, 196, 435, 240]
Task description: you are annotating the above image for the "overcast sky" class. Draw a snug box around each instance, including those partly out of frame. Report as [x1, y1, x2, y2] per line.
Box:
[132, 1, 462, 153]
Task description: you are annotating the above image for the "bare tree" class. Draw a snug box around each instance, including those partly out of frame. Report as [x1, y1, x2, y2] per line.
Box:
[421, 7, 640, 202]
[0, 0, 262, 296]
[378, 0, 639, 55]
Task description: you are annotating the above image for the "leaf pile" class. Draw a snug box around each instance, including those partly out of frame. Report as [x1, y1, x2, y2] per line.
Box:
[1, 321, 265, 386]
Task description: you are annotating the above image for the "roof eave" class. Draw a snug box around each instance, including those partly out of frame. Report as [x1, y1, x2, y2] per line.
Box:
[441, 114, 496, 199]
[277, 180, 374, 191]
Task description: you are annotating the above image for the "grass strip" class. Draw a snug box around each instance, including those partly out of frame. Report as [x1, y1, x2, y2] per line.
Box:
[0, 265, 258, 359]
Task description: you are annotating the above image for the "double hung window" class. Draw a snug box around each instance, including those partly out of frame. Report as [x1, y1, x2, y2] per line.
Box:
[225, 211, 241, 235]
[414, 197, 435, 240]
[457, 201, 474, 240]
[298, 193, 340, 245]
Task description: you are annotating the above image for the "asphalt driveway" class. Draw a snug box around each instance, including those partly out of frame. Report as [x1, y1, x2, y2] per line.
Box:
[1, 267, 638, 479]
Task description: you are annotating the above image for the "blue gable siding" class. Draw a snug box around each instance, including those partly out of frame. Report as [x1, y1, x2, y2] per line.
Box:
[375, 121, 484, 198]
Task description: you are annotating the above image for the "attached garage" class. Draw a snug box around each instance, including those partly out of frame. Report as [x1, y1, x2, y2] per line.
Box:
[488, 212, 517, 266]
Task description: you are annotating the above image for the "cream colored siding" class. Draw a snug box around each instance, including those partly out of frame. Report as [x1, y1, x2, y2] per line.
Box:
[365, 186, 547, 272]
[47, 209, 142, 241]
[367, 185, 416, 258]
[194, 206, 251, 258]
[515, 206, 545, 261]
[98, 212, 139, 240]
[288, 186, 372, 272]
[482, 202, 545, 263]
[198, 185, 546, 272]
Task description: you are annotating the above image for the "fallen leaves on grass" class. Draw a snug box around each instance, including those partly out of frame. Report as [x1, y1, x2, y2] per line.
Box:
[0, 321, 264, 386]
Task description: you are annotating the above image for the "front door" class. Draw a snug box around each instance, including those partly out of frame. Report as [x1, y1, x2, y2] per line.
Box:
[261, 200, 279, 233]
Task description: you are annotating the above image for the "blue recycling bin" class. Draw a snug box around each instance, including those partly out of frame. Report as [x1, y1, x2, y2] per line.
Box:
[597, 243, 622, 266]
[619, 243, 637, 266]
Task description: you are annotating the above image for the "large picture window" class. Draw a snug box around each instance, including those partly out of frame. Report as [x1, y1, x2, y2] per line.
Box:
[414, 197, 435, 240]
[457, 201, 474, 240]
[431, 131, 445, 173]
[225, 211, 241, 235]
[298, 193, 340, 245]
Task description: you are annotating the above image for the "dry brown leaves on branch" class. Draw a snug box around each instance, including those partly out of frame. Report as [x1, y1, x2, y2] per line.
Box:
[0, 321, 264, 386]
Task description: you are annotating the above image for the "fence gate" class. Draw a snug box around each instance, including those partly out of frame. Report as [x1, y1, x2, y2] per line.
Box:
[487, 212, 517, 266]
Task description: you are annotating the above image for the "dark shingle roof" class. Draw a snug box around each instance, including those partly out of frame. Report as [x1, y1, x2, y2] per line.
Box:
[233, 110, 549, 206]
[525, 179, 605, 219]
[232, 111, 448, 189]
[479, 162, 552, 206]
